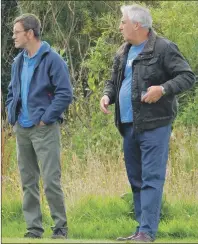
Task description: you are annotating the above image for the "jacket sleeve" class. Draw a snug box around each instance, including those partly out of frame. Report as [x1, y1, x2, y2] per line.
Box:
[162, 42, 196, 95]
[103, 55, 119, 105]
[5, 64, 15, 110]
[5, 82, 13, 109]
[41, 54, 73, 124]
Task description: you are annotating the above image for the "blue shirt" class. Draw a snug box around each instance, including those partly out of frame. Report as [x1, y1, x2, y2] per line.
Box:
[18, 42, 44, 127]
[119, 41, 147, 123]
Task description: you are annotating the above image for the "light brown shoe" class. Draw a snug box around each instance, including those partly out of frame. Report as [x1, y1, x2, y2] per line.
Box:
[116, 232, 139, 241]
[132, 232, 154, 242]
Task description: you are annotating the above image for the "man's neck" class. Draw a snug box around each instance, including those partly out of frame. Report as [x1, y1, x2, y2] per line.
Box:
[130, 30, 149, 46]
[26, 40, 42, 57]
[133, 37, 148, 46]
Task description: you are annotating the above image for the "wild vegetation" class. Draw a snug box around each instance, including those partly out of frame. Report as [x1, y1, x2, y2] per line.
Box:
[1, 0, 198, 242]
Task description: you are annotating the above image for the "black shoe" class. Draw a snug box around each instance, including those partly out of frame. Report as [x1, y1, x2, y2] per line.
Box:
[51, 227, 67, 239]
[24, 232, 41, 239]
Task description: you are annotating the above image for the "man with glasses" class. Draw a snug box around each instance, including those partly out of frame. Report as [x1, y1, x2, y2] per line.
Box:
[6, 14, 73, 239]
[100, 4, 195, 242]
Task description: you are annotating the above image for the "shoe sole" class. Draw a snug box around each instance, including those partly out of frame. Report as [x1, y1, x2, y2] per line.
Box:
[51, 235, 67, 239]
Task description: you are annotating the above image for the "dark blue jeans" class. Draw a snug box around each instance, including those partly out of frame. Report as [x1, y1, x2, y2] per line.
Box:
[122, 123, 172, 239]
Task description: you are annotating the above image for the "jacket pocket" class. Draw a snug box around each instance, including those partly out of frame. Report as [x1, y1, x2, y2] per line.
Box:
[140, 56, 159, 80]
[140, 96, 174, 121]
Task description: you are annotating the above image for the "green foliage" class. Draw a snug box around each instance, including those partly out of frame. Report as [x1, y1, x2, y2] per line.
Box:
[84, 33, 119, 92]
[150, 1, 198, 114]
[3, 1, 197, 125]
[175, 87, 198, 126]
[63, 109, 122, 162]
[150, 1, 198, 72]
[1, 0, 19, 105]
[17, 1, 122, 93]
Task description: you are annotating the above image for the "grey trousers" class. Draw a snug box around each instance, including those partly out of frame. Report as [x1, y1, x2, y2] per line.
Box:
[14, 122, 67, 236]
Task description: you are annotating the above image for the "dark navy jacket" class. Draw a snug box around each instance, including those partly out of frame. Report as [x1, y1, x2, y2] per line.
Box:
[6, 41, 73, 125]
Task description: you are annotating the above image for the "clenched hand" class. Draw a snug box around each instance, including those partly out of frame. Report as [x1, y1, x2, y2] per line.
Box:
[100, 95, 110, 114]
[141, 86, 163, 104]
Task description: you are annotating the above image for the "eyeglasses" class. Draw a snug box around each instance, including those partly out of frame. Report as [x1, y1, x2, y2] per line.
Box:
[12, 30, 27, 36]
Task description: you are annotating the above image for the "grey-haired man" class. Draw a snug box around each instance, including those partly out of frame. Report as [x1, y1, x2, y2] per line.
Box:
[100, 4, 195, 242]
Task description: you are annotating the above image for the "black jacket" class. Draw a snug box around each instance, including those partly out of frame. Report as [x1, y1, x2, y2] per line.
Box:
[103, 29, 196, 134]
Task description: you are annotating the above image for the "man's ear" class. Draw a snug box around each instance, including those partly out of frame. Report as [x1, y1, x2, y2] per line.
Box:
[134, 22, 141, 30]
[28, 29, 34, 39]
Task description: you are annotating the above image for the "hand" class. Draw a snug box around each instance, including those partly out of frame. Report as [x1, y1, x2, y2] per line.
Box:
[39, 121, 46, 126]
[100, 95, 110, 114]
[141, 86, 163, 104]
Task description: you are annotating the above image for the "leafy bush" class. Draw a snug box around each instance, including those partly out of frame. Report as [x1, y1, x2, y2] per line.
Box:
[175, 87, 198, 126]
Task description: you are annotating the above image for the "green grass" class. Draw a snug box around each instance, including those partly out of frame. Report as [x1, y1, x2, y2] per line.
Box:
[2, 237, 198, 243]
[2, 195, 198, 241]
[2, 125, 198, 242]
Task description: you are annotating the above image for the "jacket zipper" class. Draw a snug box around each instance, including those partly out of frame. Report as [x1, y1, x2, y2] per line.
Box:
[23, 53, 48, 121]
[116, 69, 123, 126]
[131, 61, 136, 130]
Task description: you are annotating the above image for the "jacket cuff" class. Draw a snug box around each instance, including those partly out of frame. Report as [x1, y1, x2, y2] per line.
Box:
[161, 83, 171, 96]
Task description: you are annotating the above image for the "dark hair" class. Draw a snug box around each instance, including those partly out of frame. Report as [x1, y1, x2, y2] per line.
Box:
[14, 13, 41, 39]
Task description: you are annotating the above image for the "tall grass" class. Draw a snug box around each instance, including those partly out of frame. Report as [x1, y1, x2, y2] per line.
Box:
[2, 122, 198, 203]
[1, 119, 198, 239]
[165, 126, 198, 202]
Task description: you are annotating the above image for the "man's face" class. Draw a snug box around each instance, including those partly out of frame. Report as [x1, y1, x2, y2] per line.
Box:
[119, 14, 138, 43]
[12, 22, 29, 49]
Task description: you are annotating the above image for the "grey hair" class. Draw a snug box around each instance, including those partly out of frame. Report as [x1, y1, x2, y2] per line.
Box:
[121, 4, 152, 29]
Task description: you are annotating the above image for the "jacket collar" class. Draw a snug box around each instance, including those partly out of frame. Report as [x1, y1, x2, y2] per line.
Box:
[120, 28, 157, 56]
[142, 29, 157, 54]
[13, 41, 51, 63]
[13, 41, 51, 81]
